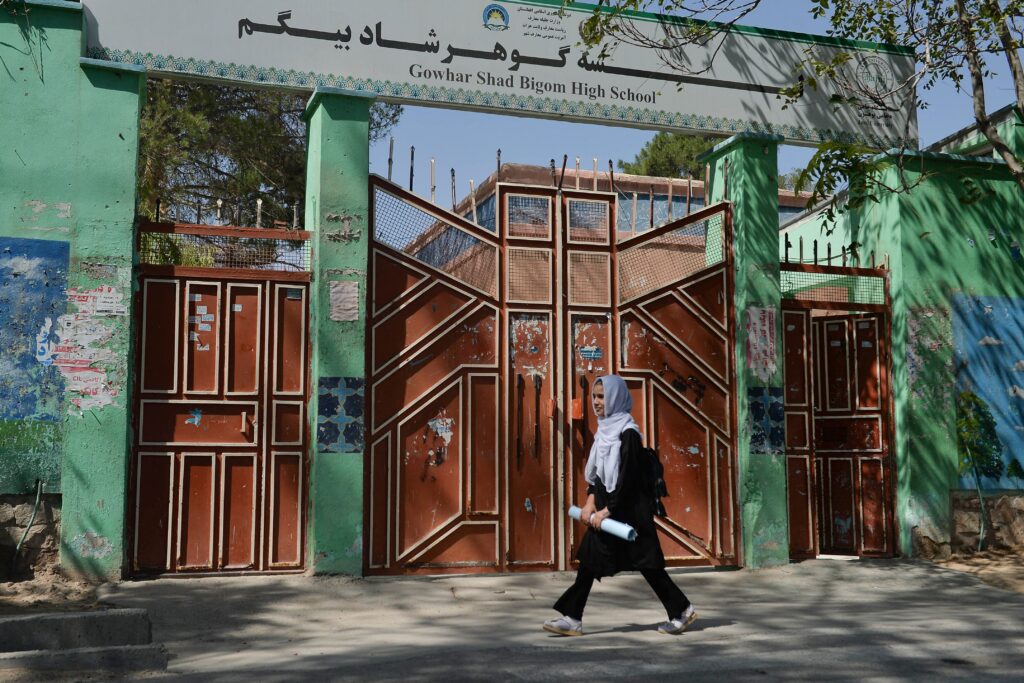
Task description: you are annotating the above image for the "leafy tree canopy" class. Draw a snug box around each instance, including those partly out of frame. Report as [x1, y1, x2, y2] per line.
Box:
[616, 131, 720, 177]
[956, 390, 1005, 481]
[138, 80, 402, 227]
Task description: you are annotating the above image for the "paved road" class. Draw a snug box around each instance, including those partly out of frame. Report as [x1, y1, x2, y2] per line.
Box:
[96, 558, 1024, 681]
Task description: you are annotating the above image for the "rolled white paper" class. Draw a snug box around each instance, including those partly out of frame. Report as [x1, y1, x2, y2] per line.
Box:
[568, 505, 637, 542]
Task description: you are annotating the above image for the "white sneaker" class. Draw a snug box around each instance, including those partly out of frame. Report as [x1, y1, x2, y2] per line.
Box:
[543, 615, 583, 636]
[658, 605, 698, 635]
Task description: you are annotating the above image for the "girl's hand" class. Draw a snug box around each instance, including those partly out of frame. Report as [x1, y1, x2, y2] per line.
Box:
[590, 508, 610, 530]
[579, 503, 597, 525]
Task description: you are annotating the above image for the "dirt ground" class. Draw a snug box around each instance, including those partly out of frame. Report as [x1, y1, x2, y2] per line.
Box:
[1, 550, 1022, 618]
[0, 568, 101, 615]
[934, 548, 1024, 593]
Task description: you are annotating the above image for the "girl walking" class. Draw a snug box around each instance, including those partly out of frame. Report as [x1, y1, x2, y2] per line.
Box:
[543, 374, 697, 637]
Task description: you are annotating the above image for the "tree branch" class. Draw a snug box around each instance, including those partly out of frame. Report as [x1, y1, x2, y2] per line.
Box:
[957, 0, 1024, 190]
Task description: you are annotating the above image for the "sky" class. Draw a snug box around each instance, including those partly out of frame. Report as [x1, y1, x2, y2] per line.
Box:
[368, 2, 1018, 195]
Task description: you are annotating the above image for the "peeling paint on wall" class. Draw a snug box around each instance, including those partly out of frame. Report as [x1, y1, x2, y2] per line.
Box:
[0, 238, 70, 421]
[317, 377, 365, 453]
[906, 307, 953, 401]
[36, 283, 128, 414]
[67, 531, 113, 559]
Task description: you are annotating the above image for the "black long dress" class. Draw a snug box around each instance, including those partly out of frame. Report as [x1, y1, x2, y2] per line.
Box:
[575, 429, 665, 578]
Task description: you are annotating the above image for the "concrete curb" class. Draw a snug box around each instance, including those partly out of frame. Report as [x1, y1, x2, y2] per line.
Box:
[0, 608, 152, 652]
[0, 644, 169, 672]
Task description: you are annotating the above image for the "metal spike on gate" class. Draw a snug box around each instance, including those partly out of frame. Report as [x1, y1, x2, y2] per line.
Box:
[430, 159, 436, 203]
[256, 198, 263, 228]
[196, 201, 202, 226]
[450, 168, 457, 210]
[388, 137, 395, 181]
[155, 198, 162, 222]
[469, 180, 478, 224]
[293, 202, 299, 230]
[799, 236, 805, 263]
[592, 158, 598, 191]
[631, 192, 638, 233]
[608, 160, 616, 194]
[649, 184, 655, 230]
[575, 157, 581, 189]
[687, 175, 692, 215]
[549, 159, 557, 187]
[785, 235, 792, 263]
[667, 180, 674, 221]
[497, 148, 502, 180]
[813, 239, 819, 264]
[827, 243, 832, 263]
[409, 146, 415, 192]
[557, 154, 568, 192]
[216, 198, 223, 223]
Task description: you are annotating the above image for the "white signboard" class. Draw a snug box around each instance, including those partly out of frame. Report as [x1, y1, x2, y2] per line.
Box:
[83, 0, 917, 147]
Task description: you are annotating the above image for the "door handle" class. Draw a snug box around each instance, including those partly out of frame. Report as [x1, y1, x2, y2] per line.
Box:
[241, 411, 247, 433]
[533, 374, 542, 461]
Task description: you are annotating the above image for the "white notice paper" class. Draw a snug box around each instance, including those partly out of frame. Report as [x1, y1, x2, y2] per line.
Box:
[329, 281, 359, 322]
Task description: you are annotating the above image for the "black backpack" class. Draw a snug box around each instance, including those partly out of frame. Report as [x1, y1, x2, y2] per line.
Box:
[640, 446, 669, 517]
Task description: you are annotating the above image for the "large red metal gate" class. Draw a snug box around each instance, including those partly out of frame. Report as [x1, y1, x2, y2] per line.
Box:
[129, 222, 311, 574]
[782, 264, 895, 559]
[366, 176, 738, 574]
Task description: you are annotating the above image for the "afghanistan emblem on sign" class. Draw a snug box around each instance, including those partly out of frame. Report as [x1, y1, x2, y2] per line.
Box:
[483, 4, 510, 31]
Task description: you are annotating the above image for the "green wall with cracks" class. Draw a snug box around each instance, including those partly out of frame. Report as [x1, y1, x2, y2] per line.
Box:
[780, 146, 1024, 554]
[700, 134, 790, 568]
[0, 1, 144, 579]
[303, 88, 374, 575]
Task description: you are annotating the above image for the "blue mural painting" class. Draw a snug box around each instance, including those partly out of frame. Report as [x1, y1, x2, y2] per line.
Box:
[0, 238, 69, 420]
[953, 294, 1024, 489]
[749, 386, 785, 456]
[317, 377, 365, 453]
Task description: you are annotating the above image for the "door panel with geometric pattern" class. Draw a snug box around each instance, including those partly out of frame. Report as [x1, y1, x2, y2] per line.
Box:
[367, 176, 738, 574]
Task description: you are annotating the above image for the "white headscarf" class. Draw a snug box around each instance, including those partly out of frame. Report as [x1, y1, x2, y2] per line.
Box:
[584, 375, 642, 493]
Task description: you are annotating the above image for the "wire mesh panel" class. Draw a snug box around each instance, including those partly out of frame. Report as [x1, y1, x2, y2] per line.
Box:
[507, 248, 552, 303]
[374, 186, 498, 298]
[781, 269, 886, 307]
[567, 199, 610, 244]
[507, 194, 551, 239]
[568, 252, 610, 307]
[139, 232, 311, 271]
[618, 211, 726, 303]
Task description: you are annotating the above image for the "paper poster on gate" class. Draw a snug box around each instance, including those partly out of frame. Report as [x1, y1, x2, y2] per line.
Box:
[746, 307, 777, 384]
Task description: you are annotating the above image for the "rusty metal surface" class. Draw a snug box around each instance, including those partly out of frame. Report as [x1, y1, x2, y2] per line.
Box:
[130, 272, 310, 575]
[367, 176, 738, 574]
[782, 311, 894, 560]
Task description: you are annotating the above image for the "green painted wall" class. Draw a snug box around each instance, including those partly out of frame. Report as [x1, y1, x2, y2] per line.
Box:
[303, 88, 374, 575]
[701, 134, 790, 568]
[779, 151, 1024, 554]
[0, 1, 144, 579]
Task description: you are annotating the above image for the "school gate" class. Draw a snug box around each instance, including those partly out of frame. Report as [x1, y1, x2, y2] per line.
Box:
[365, 176, 739, 574]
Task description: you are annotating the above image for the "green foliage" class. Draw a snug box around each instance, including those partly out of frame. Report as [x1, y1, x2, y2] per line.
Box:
[617, 132, 720, 177]
[778, 168, 804, 191]
[1008, 459, 1024, 487]
[571, 0, 1024, 225]
[138, 80, 402, 226]
[956, 390, 1005, 481]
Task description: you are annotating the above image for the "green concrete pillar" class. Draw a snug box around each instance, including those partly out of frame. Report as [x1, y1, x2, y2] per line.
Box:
[1, 1, 145, 581]
[302, 87, 374, 575]
[699, 134, 789, 568]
